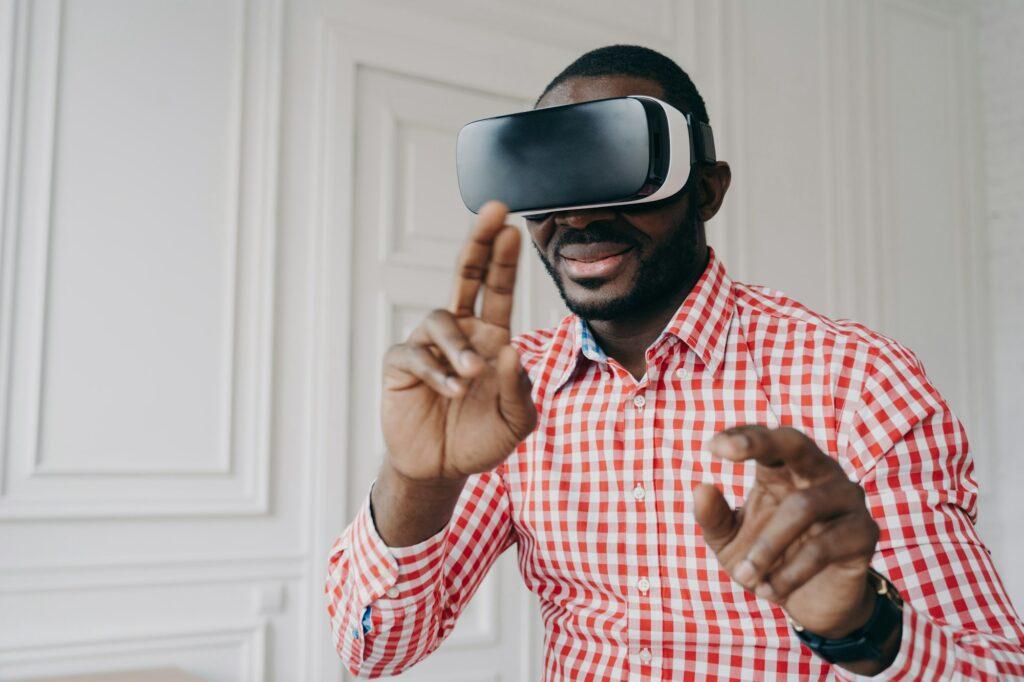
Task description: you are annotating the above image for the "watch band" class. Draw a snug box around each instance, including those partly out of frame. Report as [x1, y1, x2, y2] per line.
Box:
[791, 568, 904, 665]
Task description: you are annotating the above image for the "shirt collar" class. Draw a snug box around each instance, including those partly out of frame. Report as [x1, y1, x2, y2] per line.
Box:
[552, 247, 735, 392]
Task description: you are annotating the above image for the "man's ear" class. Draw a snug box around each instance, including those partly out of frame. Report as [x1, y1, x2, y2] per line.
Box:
[697, 161, 731, 222]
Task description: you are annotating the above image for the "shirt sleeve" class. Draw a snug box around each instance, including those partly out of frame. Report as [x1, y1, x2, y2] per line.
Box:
[324, 469, 515, 678]
[834, 346, 1024, 681]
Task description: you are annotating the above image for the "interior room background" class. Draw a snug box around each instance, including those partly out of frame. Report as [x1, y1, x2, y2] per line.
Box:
[1, 0, 1021, 680]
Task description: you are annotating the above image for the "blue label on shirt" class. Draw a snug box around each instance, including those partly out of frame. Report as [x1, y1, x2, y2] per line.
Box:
[361, 605, 373, 635]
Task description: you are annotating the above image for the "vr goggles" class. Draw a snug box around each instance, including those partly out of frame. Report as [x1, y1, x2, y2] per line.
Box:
[456, 95, 716, 220]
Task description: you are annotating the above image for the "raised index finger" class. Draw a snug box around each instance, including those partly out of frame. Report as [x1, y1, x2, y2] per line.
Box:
[449, 200, 510, 318]
[708, 425, 842, 479]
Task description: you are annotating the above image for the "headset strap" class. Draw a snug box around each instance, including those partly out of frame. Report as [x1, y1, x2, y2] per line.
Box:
[689, 115, 717, 164]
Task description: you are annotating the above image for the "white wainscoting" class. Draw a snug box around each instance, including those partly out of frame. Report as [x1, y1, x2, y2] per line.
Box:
[0, 0, 282, 518]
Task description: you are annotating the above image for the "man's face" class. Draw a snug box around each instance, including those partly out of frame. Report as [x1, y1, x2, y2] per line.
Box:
[527, 75, 708, 321]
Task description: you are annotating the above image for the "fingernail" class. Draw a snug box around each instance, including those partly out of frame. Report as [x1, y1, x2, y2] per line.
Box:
[709, 432, 728, 451]
[734, 559, 757, 586]
[446, 376, 463, 393]
[710, 432, 743, 457]
[755, 582, 775, 599]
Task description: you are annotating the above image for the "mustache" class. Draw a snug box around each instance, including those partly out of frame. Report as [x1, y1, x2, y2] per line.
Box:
[553, 222, 639, 255]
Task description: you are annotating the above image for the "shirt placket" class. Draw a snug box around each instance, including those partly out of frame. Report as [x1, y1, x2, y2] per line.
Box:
[619, 363, 665, 681]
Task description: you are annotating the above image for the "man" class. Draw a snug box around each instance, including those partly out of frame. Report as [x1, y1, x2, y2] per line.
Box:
[326, 45, 1024, 679]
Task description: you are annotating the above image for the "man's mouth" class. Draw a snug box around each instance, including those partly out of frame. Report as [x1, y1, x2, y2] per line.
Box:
[558, 242, 635, 279]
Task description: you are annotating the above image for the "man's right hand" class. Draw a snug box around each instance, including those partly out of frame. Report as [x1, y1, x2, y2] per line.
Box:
[380, 201, 538, 488]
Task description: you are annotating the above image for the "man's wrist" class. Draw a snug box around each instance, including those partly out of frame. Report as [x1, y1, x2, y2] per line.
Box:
[379, 460, 468, 500]
[795, 568, 904, 675]
[831, 576, 882, 639]
[371, 463, 467, 547]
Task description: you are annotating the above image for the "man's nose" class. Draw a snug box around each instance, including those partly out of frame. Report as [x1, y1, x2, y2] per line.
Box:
[554, 207, 617, 229]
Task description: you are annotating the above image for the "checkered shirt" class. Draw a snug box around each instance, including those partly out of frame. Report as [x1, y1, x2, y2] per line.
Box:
[326, 248, 1024, 680]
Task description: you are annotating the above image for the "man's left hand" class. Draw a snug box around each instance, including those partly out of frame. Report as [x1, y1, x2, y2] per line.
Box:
[694, 425, 881, 639]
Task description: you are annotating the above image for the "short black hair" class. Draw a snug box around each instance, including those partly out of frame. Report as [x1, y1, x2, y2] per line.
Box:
[536, 44, 710, 124]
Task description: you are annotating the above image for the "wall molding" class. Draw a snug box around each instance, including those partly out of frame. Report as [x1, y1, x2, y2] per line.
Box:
[0, 553, 305, 594]
[0, 0, 283, 518]
[0, 620, 267, 681]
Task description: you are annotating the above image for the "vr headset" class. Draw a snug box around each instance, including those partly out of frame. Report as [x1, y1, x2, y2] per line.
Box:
[455, 95, 716, 220]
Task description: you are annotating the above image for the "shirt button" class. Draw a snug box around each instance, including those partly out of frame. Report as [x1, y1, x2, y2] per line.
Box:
[385, 586, 399, 598]
[637, 577, 650, 594]
[640, 648, 652, 664]
[675, 368, 686, 379]
[632, 484, 646, 501]
[632, 394, 646, 408]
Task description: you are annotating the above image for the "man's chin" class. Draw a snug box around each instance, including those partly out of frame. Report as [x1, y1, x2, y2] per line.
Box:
[549, 265, 635, 315]
[539, 252, 646, 320]
[560, 288, 638, 321]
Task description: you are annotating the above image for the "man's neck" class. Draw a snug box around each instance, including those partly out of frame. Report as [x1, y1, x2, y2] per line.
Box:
[586, 249, 709, 381]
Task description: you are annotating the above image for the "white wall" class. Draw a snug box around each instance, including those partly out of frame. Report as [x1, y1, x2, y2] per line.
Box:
[980, 0, 1024, 609]
[0, 1, 1017, 680]
[0, 0, 298, 678]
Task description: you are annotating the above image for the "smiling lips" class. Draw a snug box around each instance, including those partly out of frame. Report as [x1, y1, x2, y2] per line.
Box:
[558, 241, 635, 279]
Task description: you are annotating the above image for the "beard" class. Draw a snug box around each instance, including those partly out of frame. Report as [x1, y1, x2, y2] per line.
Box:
[534, 197, 706, 321]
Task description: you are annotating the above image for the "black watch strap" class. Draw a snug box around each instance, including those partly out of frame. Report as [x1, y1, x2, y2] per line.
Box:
[792, 568, 904, 665]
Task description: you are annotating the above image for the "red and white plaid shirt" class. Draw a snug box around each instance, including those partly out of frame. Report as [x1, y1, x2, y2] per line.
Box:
[326, 248, 1024, 680]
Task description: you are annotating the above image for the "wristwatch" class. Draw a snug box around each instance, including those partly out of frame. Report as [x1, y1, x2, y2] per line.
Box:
[790, 567, 904, 665]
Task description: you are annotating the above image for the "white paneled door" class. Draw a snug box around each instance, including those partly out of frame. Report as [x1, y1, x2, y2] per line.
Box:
[343, 66, 547, 682]
[1, 0, 1008, 680]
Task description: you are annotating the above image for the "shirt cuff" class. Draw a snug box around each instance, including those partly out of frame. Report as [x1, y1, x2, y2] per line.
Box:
[330, 479, 451, 610]
[835, 601, 956, 681]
